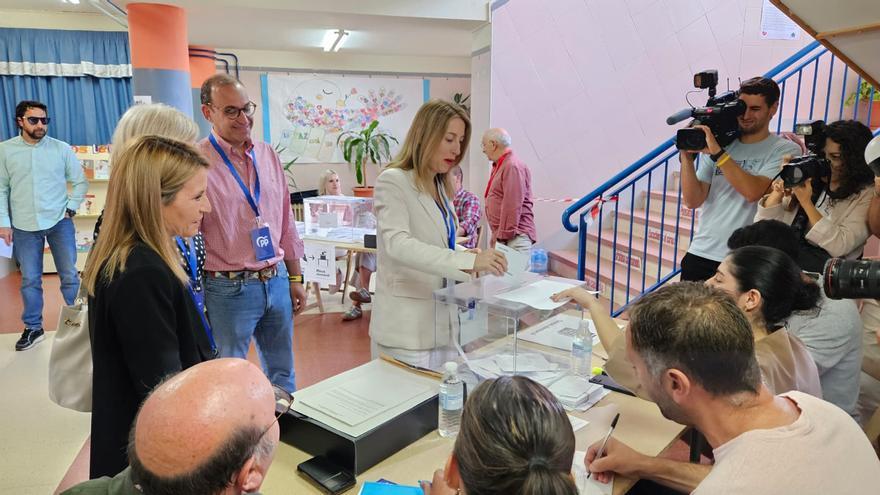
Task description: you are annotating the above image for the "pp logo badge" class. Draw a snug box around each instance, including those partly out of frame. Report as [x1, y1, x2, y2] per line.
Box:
[256, 235, 270, 248]
[251, 227, 275, 261]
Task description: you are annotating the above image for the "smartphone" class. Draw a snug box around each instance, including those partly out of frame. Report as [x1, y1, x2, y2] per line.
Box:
[297, 456, 356, 494]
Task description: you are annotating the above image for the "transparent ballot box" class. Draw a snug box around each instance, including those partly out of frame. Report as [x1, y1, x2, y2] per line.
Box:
[302, 195, 375, 243]
[431, 273, 588, 387]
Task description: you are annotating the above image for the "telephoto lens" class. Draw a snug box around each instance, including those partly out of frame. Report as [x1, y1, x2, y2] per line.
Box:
[823, 258, 880, 300]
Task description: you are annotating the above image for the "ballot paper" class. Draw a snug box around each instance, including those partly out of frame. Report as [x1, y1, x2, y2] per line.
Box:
[568, 414, 589, 432]
[494, 242, 529, 281]
[496, 279, 581, 310]
[293, 360, 438, 437]
[495, 352, 559, 373]
[549, 375, 610, 412]
[573, 451, 614, 495]
[517, 314, 599, 351]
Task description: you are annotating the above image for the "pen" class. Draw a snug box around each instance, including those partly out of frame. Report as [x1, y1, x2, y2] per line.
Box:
[379, 354, 443, 379]
[586, 413, 620, 479]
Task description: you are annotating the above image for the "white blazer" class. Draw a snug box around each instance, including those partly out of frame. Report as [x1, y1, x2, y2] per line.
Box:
[369, 168, 477, 350]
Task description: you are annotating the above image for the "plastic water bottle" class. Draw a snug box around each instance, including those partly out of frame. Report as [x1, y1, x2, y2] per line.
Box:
[438, 361, 464, 438]
[571, 317, 593, 377]
[530, 248, 548, 274]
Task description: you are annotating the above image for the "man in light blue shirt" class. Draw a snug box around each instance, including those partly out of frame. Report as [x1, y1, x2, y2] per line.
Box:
[0, 100, 87, 351]
[679, 77, 801, 281]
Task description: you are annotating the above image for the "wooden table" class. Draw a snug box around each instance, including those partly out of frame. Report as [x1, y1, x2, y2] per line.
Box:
[263, 336, 686, 494]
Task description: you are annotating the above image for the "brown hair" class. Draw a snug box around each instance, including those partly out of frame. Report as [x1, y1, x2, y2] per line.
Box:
[739, 77, 781, 107]
[200, 73, 242, 106]
[386, 99, 470, 200]
[82, 136, 210, 294]
[453, 376, 577, 495]
[628, 282, 762, 396]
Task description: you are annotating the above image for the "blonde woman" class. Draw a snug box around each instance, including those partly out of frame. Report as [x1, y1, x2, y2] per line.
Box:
[82, 136, 214, 479]
[370, 100, 507, 365]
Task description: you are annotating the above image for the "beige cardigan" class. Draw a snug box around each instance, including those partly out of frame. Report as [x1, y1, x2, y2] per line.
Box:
[754, 187, 872, 259]
[605, 327, 823, 398]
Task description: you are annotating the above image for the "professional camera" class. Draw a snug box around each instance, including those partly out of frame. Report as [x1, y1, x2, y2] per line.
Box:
[866, 133, 880, 177]
[823, 258, 880, 299]
[667, 70, 746, 151]
[779, 120, 831, 188]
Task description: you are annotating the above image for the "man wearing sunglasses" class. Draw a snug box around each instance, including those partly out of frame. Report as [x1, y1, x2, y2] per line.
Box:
[0, 100, 87, 351]
[63, 358, 287, 495]
[197, 74, 305, 394]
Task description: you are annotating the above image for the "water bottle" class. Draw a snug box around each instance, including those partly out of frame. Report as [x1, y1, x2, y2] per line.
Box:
[438, 361, 464, 437]
[571, 317, 593, 377]
[530, 248, 548, 274]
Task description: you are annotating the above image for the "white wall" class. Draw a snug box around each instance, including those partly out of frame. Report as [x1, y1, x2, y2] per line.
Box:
[489, 0, 814, 244]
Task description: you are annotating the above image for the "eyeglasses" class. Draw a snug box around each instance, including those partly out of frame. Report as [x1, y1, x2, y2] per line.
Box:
[210, 101, 257, 120]
[24, 117, 50, 125]
[260, 385, 294, 439]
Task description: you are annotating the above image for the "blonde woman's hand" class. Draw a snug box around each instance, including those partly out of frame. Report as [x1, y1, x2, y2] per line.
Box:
[472, 249, 507, 276]
[551, 286, 600, 308]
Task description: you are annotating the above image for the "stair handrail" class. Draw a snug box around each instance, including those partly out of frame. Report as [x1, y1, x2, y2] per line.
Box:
[561, 40, 824, 233]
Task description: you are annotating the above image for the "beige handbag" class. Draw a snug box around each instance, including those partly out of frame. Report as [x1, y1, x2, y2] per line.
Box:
[48, 289, 92, 412]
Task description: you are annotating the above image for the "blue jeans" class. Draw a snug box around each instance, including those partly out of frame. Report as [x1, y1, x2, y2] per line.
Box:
[12, 217, 79, 329]
[204, 263, 296, 391]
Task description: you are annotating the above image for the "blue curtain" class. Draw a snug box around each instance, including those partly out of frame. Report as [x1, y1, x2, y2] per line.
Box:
[0, 28, 132, 145]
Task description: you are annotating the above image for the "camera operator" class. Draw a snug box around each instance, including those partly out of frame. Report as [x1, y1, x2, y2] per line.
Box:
[756, 120, 874, 273]
[679, 77, 802, 281]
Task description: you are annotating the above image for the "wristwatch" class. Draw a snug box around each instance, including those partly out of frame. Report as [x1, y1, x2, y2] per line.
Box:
[709, 149, 726, 162]
[66, 208, 77, 218]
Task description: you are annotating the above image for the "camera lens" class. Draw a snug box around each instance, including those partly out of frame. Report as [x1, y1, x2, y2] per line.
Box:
[823, 258, 880, 299]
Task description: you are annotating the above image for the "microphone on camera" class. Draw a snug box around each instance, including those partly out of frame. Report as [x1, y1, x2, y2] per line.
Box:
[666, 108, 694, 125]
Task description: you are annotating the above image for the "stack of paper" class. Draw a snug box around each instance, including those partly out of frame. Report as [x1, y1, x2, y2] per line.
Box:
[466, 352, 560, 380]
[548, 375, 610, 412]
[572, 451, 614, 495]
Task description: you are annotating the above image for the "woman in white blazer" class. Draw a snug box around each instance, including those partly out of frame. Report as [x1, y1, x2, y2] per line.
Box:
[370, 100, 507, 365]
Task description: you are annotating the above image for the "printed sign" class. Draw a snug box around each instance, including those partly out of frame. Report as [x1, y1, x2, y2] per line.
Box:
[303, 242, 337, 286]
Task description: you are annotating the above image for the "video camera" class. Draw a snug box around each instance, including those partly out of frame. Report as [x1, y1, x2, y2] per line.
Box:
[779, 120, 831, 188]
[667, 70, 746, 151]
[821, 135, 880, 300]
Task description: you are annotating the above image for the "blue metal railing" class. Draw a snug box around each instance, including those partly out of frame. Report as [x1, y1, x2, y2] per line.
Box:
[562, 40, 880, 316]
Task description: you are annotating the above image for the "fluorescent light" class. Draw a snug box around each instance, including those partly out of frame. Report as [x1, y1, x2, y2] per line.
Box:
[66, 0, 81, 4]
[321, 29, 349, 52]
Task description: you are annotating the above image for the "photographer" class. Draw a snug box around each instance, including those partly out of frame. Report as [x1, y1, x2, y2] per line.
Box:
[679, 77, 802, 281]
[756, 120, 874, 272]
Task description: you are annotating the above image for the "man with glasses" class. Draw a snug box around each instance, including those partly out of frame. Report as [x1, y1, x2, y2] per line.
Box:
[63, 358, 288, 494]
[0, 100, 87, 350]
[197, 74, 305, 393]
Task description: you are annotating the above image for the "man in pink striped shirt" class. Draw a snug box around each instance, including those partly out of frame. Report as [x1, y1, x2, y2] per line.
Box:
[197, 74, 305, 392]
[482, 128, 536, 252]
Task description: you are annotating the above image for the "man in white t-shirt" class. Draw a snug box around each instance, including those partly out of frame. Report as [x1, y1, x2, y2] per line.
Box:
[680, 77, 802, 281]
[586, 282, 880, 494]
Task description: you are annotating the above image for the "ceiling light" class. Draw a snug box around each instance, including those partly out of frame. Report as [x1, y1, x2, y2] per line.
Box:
[65, 0, 81, 4]
[321, 29, 349, 52]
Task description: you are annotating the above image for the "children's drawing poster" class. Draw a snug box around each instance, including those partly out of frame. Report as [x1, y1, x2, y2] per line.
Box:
[266, 74, 423, 164]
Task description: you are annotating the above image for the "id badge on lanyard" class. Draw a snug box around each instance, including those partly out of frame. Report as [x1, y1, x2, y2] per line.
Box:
[209, 134, 276, 262]
[176, 236, 219, 357]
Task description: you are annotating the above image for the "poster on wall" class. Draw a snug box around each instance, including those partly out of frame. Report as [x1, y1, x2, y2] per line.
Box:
[265, 74, 424, 164]
[760, 0, 800, 40]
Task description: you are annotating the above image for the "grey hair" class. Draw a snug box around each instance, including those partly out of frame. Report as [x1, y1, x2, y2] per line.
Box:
[484, 128, 512, 147]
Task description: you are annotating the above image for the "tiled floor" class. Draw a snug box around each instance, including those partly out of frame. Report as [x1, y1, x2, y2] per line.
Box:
[0, 273, 372, 493]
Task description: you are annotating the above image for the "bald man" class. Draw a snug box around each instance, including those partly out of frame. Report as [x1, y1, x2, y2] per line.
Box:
[63, 358, 281, 495]
[481, 128, 536, 252]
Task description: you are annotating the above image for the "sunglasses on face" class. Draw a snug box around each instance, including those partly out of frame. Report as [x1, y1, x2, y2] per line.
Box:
[211, 101, 257, 120]
[24, 117, 50, 125]
[259, 385, 294, 439]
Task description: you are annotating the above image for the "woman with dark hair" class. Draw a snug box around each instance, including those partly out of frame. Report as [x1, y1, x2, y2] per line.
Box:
[756, 119, 875, 272]
[555, 246, 822, 398]
[423, 376, 578, 495]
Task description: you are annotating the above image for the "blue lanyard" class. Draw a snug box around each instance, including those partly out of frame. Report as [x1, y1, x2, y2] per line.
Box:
[175, 236, 217, 354]
[208, 134, 260, 218]
[437, 194, 456, 251]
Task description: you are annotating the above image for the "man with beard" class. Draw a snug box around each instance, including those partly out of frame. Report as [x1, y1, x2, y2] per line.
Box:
[0, 100, 87, 350]
[678, 77, 801, 281]
[584, 282, 880, 493]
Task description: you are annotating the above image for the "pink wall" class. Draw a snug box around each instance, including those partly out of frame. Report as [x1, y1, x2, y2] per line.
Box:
[489, 0, 815, 245]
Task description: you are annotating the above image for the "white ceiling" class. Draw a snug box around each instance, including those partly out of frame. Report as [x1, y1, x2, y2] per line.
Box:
[0, 0, 488, 57]
[772, 0, 880, 88]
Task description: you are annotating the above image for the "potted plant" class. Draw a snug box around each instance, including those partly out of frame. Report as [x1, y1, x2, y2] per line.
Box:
[337, 120, 397, 197]
[453, 92, 471, 115]
[274, 143, 299, 192]
[845, 81, 880, 129]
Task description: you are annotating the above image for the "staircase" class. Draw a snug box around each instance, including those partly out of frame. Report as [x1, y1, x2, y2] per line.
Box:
[558, 40, 880, 316]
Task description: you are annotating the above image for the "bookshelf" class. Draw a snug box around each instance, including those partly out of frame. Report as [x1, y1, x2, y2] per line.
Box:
[42, 145, 110, 273]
